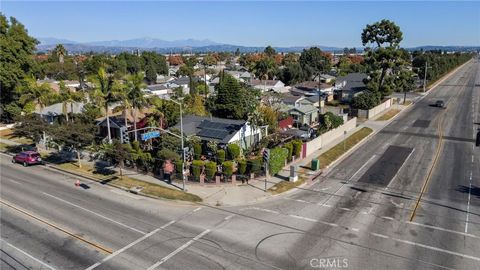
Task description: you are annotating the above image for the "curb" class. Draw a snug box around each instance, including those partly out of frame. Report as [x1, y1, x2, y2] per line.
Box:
[0, 151, 197, 205]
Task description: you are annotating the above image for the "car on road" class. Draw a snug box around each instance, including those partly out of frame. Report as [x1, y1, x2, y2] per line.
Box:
[434, 100, 445, 108]
[12, 151, 43, 166]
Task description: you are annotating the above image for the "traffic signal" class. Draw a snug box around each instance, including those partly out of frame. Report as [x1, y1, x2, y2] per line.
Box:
[263, 149, 270, 163]
[121, 128, 130, 144]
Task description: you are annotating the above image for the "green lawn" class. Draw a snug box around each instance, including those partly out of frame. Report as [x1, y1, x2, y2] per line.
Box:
[376, 109, 401, 121]
[57, 162, 202, 202]
[318, 127, 373, 169]
[268, 178, 305, 194]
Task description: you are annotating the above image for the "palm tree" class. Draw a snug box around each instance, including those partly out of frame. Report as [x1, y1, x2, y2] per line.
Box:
[247, 110, 263, 148]
[17, 76, 54, 116]
[53, 44, 66, 64]
[90, 68, 119, 143]
[59, 81, 84, 122]
[125, 73, 147, 141]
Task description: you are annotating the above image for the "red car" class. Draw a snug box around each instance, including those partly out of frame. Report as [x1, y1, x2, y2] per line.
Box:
[12, 151, 42, 166]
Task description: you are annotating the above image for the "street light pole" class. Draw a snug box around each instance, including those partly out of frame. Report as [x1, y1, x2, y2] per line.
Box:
[423, 60, 428, 92]
[179, 100, 186, 191]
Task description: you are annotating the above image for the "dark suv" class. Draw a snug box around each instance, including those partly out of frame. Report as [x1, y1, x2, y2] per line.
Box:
[435, 100, 445, 108]
[12, 151, 42, 166]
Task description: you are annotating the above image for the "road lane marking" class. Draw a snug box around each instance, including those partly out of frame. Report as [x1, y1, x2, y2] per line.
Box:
[0, 238, 56, 270]
[85, 227, 166, 270]
[381, 216, 394, 221]
[370, 233, 389, 239]
[42, 192, 146, 235]
[406, 221, 479, 239]
[465, 171, 473, 233]
[349, 154, 377, 181]
[0, 199, 112, 254]
[146, 229, 211, 269]
[392, 237, 480, 262]
[243, 207, 279, 214]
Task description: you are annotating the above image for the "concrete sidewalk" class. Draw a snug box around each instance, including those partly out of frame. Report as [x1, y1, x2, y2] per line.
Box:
[0, 102, 412, 207]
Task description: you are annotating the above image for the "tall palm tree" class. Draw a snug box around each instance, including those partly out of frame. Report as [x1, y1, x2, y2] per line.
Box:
[126, 73, 147, 141]
[90, 68, 119, 143]
[247, 110, 263, 148]
[59, 81, 84, 122]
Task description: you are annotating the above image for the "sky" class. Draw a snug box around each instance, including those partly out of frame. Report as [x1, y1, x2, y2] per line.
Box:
[1, 1, 479, 47]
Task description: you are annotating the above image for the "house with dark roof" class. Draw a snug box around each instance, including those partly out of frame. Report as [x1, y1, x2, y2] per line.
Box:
[172, 115, 266, 150]
[334, 73, 368, 102]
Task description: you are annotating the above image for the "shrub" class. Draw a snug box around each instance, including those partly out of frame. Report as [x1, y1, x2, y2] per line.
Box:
[268, 147, 288, 175]
[175, 160, 183, 174]
[247, 158, 262, 174]
[292, 140, 303, 158]
[227, 143, 241, 160]
[222, 161, 234, 178]
[238, 159, 247, 175]
[352, 91, 381, 110]
[318, 112, 344, 134]
[217, 149, 225, 164]
[193, 143, 202, 159]
[204, 161, 217, 180]
[284, 142, 293, 162]
[191, 160, 204, 180]
[157, 149, 180, 161]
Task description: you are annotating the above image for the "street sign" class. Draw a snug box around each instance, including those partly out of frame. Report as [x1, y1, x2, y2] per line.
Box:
[141, 131, 160, 141]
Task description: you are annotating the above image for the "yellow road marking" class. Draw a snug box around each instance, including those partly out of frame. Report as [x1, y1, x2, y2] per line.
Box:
[0, 199, 113, 254]
[409, 71, 469, 221]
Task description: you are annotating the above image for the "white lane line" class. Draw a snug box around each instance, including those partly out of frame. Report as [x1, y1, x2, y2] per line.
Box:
[42, 192, 146, 235]
[340, 207, 351, 211]
[350, 228, 360, 232]
[381, 216, 394, 221]
[392, 237, 480, 262]
[86, 219, 177, 270]
[465, 171, 473, 233]
[146, 229, 211, 269]
[288, 214, 317, 222]
[244, 207, 279, 214]
[224, 214, 235, 220]
[370, 233, 389, 239]
[349, 154, 377, 181]
[386, 148, 415, 190]
[0, 238, 56, 270]
[407, 221, 479, 239]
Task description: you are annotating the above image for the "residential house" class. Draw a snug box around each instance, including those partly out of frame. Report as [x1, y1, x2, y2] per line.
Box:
[35, 102, 85, 123]
[249, 79, 288, 93]
[286, 103, 319, 127]
[96, 108, 154, 142]
[293, 81, 335, 95]
[334, 73, 368, 102]
[172, 115, 266, 150]
[145, 84, 173, 99]
[225, 70, 252, 83]
[168, 77, 200, 95]
[320, 74, 336, 84]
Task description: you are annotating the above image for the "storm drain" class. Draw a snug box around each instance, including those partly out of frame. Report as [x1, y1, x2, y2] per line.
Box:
[413, 120, 431, 128]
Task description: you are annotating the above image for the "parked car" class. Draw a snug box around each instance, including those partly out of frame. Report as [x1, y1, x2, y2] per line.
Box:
[12, 151, 43, 166]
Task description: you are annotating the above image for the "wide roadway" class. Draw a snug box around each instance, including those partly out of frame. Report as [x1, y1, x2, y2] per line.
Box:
[1, 59, 479, 269]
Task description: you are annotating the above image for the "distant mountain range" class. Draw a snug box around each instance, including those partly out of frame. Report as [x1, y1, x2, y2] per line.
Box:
[35, 37, 480, 54]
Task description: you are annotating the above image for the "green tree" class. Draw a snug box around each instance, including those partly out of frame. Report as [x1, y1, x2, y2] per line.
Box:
[90, 67, 121, 143]
[210, 74, 260, 120]
[361, 19, 408, 98]
[222, 161, 234, 178]
[16, 76, 56, 115]
[217, 149, 225, 164]
[352, 91, 381, 110]
[264, 46, 276, 57]
[204, 161, 217, 181]
[145, 61, 157, 85]
[395, 69, 416, 103]
[59, 81, 83, 122]
[126, 73, 147, 140]
[52, 44, 67, 64]
[105, 140, 132, 178]
[253, 57, 277, 80]
[279, 62, 304, 85]
[1, 14, 39, 121]
[13, 114, 51, 145]
[227, 143, 241, 160]
[299, 47, 331, 80]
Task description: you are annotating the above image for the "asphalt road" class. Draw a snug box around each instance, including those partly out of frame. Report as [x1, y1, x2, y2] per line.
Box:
[1, 59, 479, 270]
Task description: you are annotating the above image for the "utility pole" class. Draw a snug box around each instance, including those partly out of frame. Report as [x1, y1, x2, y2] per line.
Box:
[179, 100, 186, 191]
[423, 60, 428, 92]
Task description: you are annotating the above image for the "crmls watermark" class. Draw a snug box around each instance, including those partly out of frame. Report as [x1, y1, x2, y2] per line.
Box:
[310, 257, 348, 269]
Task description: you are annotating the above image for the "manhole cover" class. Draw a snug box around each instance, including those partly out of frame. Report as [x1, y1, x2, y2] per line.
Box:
[413, 120, 430, 128]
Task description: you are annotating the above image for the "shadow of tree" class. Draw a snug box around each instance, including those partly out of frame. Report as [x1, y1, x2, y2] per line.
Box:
[456, 185, 480, 199]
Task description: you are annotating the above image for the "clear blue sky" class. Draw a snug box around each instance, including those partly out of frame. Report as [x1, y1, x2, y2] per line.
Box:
[2, 1, 479, 47]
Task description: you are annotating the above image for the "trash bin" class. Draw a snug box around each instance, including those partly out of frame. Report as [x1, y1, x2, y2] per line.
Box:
[311, 159, 320, 171]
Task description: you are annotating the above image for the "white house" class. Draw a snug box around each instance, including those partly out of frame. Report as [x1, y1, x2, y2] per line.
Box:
[249, 79, 288, 93]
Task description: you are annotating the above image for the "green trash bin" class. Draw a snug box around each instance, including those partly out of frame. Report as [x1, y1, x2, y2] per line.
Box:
[311, 159, 320, 171]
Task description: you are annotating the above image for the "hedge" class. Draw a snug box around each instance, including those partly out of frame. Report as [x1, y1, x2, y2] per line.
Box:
[222, 161, 234, 177]
[204, 161, 217, 180]
[284, 142, 293, 162]
[175, 160, 183, 174]
[238, 159, 247, 175]
[191, 160, 204, 180]
[217, 149, 225, 164]
[248, 158, 262, 174]
[227, 144, 240, 160]
[193, 143, 202, 159]
[292, 140, 302, 158]
[268, 147, 289, 175]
